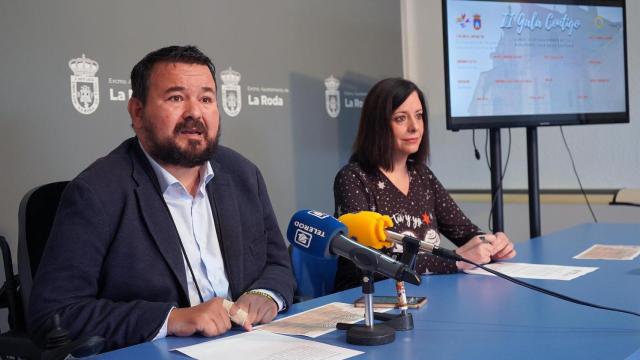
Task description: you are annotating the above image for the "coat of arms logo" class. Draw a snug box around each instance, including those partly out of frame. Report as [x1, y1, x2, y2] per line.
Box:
[69, 54, 100, 115]
[221, 67, 242, 117]
[325, 75, 340, 118]
[473, 14, 482, 30]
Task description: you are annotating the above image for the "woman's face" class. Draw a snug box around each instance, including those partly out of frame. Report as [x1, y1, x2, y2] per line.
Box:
[390, 91, 424, 160]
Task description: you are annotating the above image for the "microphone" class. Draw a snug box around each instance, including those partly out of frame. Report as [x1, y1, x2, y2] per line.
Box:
[339, 211, 420, 326]
[287, 210, 421, 285]
[337, 212, 394, 250]
[339, 211, 462, 262]
[385, 230, 461, 261]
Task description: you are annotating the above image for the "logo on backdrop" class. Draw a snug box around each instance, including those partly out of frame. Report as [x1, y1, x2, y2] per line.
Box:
[325, 75, 340, 118]
[221, 67, 242, 117]
[69, 54, 100, 115]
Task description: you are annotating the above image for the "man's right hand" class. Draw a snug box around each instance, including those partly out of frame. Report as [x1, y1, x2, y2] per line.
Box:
[167, 297, 245, 337]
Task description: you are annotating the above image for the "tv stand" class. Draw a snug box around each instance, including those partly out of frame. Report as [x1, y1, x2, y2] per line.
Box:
[526, 127, 541, 238]
[489, 128, 504, 232]
[488, 127, 542, 238]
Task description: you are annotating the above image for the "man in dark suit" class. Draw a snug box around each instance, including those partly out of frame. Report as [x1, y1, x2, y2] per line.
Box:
[28, 45, 296, 351]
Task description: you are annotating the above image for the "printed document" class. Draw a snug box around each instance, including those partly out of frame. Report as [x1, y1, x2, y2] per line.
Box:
[257, 302, 390, 338]
[574, 244, 640, 260]
[465, 262, 597, 280]
[173, 330, 362, 360]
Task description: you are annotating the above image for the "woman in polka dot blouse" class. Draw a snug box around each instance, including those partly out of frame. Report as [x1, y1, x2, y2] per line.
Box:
[333, 78, 516, 291]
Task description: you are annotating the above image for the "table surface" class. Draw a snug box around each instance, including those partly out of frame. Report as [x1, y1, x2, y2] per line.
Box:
[94, 223, 640, 360]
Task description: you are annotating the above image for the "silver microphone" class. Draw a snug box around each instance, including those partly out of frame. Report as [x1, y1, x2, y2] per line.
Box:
[384, 230, 460, 261]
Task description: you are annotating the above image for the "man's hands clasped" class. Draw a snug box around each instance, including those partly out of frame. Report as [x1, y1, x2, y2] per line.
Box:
[167, 292, 278, 337]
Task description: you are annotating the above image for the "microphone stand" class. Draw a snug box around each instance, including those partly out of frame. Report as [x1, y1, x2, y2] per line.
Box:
[372, 237, 420, 330]
[336, 271, 395, 345]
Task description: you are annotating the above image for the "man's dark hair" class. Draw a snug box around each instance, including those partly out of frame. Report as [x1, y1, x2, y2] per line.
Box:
[351, 77, 429, 172]
[130, 45, 216, 104]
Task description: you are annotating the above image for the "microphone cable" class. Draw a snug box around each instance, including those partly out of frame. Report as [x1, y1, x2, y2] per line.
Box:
[432, 247, 640, 318]
[472, 129, 481, 160]
[559, 126, 598, 223]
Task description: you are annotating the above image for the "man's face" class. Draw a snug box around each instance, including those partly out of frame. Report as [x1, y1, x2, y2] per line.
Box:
[129, 62, 220, 168]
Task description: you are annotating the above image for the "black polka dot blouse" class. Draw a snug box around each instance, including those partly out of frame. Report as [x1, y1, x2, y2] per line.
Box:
[333, 161, 482, 291]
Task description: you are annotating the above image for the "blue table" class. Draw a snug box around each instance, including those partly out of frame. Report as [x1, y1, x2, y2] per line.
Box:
[95, 223, 640, 359]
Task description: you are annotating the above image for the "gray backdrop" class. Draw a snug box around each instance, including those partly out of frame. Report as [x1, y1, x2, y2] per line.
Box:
[0, 0, 403, 330]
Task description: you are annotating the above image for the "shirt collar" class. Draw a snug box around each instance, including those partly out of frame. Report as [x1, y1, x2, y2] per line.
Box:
[139, 140, 214, 194]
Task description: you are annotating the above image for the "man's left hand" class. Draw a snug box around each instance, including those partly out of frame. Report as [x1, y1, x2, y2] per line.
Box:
[235, 292, 278, 330]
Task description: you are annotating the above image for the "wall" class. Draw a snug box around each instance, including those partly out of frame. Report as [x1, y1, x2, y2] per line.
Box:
[451, 199, 640, 246]
[0, 0, 403, 332]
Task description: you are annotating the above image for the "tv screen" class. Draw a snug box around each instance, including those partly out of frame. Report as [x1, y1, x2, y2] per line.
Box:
[442, 0, 629, 130]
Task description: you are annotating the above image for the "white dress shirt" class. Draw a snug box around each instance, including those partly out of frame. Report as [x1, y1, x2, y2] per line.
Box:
[140, 145, 283, 340]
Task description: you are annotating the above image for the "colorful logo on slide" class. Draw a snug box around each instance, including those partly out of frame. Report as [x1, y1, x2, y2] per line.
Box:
[593, 16, 605, 29]
[473, 14, 482, 30]
[456, 13, 471, 28]
[457, 13, 481, 30]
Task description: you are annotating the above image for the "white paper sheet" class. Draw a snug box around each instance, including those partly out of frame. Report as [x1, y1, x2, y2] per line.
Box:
[464, 262, 598, 280]
[573, 244, 640, 260]
[172, 330, 362, 360]
[257, 302, 390, 338]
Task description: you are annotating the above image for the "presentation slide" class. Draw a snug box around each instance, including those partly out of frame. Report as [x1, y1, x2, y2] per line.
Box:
[446, 1, 626, 117]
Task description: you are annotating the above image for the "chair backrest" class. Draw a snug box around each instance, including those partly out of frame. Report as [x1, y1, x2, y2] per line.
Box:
[610, 188, 640, 207]
[1, 235, 23, 331]
[18, 181, 69, 312]
[290, 247, 337, 301]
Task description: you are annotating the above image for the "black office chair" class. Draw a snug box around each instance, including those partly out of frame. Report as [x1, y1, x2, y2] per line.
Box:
[610, 188, 640, 207]
[17, 181, 70, 316]
[0, 181, 103, 359]
[1, 234, 40, 359]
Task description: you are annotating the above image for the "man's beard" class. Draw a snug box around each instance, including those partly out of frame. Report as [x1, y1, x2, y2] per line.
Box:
[143, 116, 220, 168]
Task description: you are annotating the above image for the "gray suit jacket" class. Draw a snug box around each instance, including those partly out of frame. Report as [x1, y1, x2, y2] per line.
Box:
[28, 138, 295, 351]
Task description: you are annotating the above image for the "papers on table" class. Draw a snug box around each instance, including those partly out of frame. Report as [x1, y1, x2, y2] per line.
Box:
[466, 243, 640, 280]
[465, 262, 597, 280]
[173, 303, 376, 359]
[257, 302, 390, 338]
[573, 244, 640, 260]
[173, 330, 362, 360]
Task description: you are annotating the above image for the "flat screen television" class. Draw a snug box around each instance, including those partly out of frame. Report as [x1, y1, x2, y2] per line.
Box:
[442, 0, 629, 130]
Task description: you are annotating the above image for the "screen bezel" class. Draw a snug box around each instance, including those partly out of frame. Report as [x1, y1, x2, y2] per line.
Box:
[442, 0, 630, 130]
